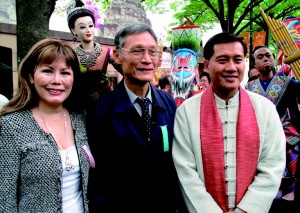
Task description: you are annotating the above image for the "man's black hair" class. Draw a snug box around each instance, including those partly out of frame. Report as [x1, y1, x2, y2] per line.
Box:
[204, 32, 247, 60]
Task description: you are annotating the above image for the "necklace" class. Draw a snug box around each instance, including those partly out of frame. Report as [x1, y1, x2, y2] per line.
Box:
[37, 108, 75, 171]
[74, 42, 102, 68]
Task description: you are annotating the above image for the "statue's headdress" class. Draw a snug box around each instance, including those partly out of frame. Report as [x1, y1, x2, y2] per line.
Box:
[67, 0, 95, 31]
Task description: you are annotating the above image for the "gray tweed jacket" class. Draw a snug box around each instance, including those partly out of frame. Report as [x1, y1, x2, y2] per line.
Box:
[0, 109, 91, 212]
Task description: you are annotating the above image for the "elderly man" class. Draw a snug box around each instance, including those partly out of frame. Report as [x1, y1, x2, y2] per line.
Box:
[87, 24, 187, 212]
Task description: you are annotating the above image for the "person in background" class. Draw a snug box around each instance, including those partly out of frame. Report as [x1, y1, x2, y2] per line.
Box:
[198, 71, 211, 93]
[67, 0, 122, 108]
[247, 66, 260, 82]
[158, 74, 171, 93]
[87, 24, 187, 212]
[0, 38, 94, 212]
[0, 94, 9, 109]
[246, 45, 300, 212]
[172, 33, 285, 213]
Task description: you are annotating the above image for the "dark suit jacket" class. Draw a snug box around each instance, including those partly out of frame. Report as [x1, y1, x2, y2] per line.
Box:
[87, 80, 187, 213]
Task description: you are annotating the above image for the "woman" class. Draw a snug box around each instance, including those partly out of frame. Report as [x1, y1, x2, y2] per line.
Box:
[0, 38, 94, 212]
[199, 71, 211, 91]
[67, 0, 121, 106]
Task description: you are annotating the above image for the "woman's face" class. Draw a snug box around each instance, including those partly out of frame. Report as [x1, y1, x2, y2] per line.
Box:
[200, 76, 209, 88]
[71, 16, 95, 43]
[30, 58, 74, 108]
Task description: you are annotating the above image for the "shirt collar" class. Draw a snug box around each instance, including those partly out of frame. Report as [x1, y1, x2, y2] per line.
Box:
[124, 81, 152, 104]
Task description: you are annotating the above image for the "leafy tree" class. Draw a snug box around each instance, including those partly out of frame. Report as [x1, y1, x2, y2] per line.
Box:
[142, 0, 300, 51]
[16, 0, 299, 59]
[16, 0, 57, 61]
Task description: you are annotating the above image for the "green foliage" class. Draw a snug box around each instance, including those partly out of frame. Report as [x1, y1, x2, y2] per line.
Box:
[101, 0, 112, 9]
[142, 0, 300, 51]
[141, 0, 171, 14]
[53, 0, 111, 16]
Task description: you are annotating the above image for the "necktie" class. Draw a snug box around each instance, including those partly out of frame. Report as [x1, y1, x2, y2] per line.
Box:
[136, 97, 152, 141]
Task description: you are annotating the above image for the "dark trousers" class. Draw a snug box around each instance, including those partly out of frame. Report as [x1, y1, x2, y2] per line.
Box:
[269, 199, 300, 212]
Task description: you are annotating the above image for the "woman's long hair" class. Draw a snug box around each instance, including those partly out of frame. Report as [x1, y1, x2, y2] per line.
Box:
[0, 37, 83, 116]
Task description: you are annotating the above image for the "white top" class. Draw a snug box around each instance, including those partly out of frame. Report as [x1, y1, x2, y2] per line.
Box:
[172, 90, 286, 213]
[0, 94, 9, 109]
[60, 145, 83, 213]
[215, 93, 238, 209]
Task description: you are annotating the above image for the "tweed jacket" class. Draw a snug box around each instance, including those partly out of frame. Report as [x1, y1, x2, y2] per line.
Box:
[0, 109, 91, 212]
[172, 90, 286, 213]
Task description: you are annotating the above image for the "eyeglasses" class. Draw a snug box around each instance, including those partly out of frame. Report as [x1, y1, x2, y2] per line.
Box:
[120, 48, 160, 59]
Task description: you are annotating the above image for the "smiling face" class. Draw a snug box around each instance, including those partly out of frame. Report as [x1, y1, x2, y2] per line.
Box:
[30, 58, 74, 108]
[205, 41, 245, 101]
[71, 16, 95, 43]
[200, 76, 210, 88]
[113, 31, 159, 87]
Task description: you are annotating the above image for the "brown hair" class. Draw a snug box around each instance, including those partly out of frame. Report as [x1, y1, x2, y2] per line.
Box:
[0, 37, 83, 116]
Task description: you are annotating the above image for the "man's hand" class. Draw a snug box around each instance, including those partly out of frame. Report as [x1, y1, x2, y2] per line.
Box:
[225, 208, 245, 213]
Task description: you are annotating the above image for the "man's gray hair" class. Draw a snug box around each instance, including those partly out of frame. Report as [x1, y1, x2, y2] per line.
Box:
[114, 24, 158, 49]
